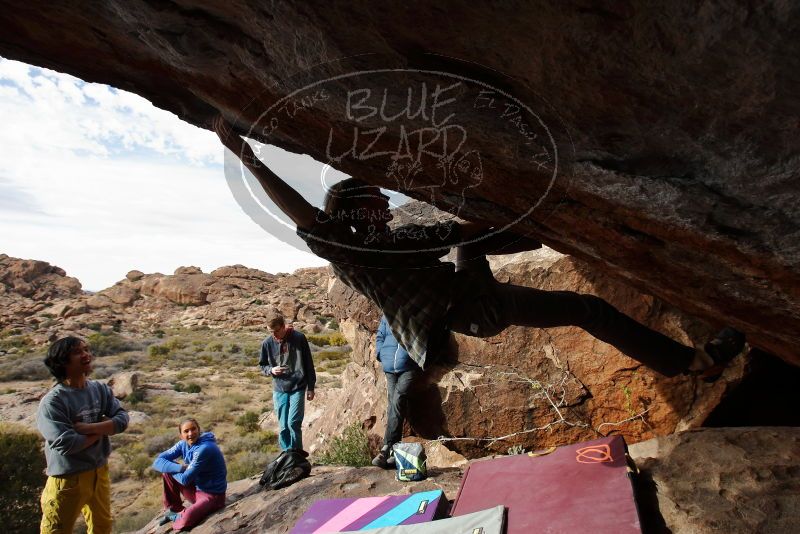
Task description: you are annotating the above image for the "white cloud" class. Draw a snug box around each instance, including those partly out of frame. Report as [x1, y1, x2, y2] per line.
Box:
[0, 57, 329, 290]
[0, 57, 221, 164]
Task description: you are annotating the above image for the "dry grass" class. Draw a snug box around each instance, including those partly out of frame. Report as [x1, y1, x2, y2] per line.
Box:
[1, 324, 352, 532]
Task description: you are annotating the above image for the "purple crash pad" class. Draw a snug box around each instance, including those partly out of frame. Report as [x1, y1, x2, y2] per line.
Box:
[451, 435, 642, 533]
[290, 489, 447, 533]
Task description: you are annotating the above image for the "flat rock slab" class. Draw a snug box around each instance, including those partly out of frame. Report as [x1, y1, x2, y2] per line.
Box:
[630, 426, 800, 534]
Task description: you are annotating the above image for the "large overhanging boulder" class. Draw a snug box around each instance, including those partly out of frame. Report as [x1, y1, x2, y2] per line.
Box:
[1, 2, 798, 364]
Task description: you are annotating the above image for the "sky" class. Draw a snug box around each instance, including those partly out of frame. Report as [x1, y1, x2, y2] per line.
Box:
[0, 57, 345, 290]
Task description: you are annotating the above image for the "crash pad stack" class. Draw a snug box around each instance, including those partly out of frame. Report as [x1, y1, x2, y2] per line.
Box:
[289, 490, 448, 533]
[290, 435, 641, 533]
[340, 506, 506, 534]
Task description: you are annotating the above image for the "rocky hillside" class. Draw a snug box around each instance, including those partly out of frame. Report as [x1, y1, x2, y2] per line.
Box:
[0, 253, 333, 346]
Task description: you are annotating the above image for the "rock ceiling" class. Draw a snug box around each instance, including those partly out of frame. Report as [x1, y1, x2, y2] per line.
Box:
[1, 2, 797, 364]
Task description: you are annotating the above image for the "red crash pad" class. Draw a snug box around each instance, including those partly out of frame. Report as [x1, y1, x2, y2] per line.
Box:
[450, 435, 641, 533]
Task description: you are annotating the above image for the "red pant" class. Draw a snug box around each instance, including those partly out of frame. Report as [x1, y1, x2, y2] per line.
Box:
[162, 473, 225, 530]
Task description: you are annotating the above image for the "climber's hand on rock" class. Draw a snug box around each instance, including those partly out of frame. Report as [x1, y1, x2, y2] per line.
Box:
[213, 115, 245, 152]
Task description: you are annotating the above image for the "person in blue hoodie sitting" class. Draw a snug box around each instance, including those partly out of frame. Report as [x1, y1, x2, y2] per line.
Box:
[372, 315, 420, 468]
[152, 418, 227, 530]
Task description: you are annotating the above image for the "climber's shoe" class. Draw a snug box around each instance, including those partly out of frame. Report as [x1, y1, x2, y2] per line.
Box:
[158, 510, 180, 526]
[698, 327, 747, 383]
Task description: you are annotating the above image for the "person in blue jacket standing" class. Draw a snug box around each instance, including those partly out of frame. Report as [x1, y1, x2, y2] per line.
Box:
[260, 315, 316, 452]
[152, 418, 227, 530]
[372, 315, 420, 468]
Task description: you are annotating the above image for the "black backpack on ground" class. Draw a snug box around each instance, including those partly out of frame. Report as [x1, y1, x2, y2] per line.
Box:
[259, 449, 311, 490]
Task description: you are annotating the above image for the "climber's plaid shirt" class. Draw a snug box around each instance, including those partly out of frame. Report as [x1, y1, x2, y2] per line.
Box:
[297, 209, 461, 369]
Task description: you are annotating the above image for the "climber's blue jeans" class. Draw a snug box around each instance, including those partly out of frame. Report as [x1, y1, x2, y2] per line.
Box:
[448, 257, 695, 377]
[273, 389, 305, 451]
[383, 370, 418, 448]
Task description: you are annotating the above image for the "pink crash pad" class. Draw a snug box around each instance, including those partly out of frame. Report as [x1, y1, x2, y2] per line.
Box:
[450, 435, 641, 533]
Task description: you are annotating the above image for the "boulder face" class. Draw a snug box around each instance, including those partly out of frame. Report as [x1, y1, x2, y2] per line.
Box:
[629, 427, 800, 534]
[324, 250, 748, 457]
[0, 3, 797, 366]
[0, 254, 81, 301]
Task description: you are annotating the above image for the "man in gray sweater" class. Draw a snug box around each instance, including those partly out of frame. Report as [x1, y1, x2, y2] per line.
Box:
[37, 336, 129, 534]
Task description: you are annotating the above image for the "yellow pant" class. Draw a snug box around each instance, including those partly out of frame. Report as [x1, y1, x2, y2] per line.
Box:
[40, 464, 112, 534]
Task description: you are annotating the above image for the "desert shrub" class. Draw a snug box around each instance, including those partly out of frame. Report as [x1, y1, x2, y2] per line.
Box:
[227, 391, 251, 404]
[114, 511, 153, 533]
[316, 422, 372, 467]
[87, 332, 137, 356]
[0, 423, 46, 533]
[164, 337, 187, 351]
[315, 349, 350, 362]
[0, 357, 50, 381]
[243, 370, 261, 380]
[142, 395, 176, 421]
[306, 334, 329, 347]
[222, 431, 278, 456]
[153, 329, 166, 338]
[206, 342, 224, 353]
[204, 393, 246, 423]
[243, 341, 261, 359]
[127, 389, 147, 405]
[226, 450, 272, 482]
[507, 444, 526, 455]
[324, 359, 348, 374]
[307, 332, 348, 347]
[316, 315, 340, 330]
[227, 343, 241, 354]
[118, 442, 156, 479]
[0, 334, 33, 351]
[87, 323, 102, 331]
[148, 344, 171, 358]
[327, 332, 347, 346]
[235, 411, 260, 434]
[130, 453, 154, 479]
[173, 382, 202, 394]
